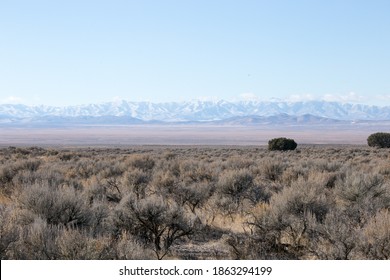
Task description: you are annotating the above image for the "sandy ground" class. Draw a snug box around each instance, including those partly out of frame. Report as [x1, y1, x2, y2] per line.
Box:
[0, 124, 385, 146]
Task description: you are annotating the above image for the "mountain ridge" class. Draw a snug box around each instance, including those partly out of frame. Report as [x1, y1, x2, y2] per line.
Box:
[1, 100, 390, 125]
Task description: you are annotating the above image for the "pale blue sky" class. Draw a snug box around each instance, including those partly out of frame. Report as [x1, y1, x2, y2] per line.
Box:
[1, 0, 389, 106]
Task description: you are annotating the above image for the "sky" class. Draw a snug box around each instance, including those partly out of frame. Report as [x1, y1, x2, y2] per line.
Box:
[0, 0, 390, 106]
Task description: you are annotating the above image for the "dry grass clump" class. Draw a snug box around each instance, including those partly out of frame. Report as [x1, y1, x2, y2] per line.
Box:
[0, 145, 390, 259]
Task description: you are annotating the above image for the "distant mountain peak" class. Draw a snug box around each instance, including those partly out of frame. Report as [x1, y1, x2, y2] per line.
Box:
[1, 100, 390, 126]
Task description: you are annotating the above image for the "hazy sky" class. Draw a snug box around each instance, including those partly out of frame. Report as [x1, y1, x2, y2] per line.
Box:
[1, 0, 389, 106]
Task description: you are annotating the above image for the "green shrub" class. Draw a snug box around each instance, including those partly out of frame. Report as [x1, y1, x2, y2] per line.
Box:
[268, 137, 297, 151]
[367, 132, 390, 148]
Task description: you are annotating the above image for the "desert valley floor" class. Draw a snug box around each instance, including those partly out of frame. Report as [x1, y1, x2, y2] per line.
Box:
[0, 124, 386, 146]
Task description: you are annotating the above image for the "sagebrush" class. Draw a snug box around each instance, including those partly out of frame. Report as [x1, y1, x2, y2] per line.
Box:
[1, 145, 389, 260]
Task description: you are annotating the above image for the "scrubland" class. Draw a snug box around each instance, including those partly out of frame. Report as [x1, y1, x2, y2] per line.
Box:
[1, 145, 390, 260]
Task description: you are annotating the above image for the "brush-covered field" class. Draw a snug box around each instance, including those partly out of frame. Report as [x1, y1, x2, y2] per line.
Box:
[1, 145, 389, 260]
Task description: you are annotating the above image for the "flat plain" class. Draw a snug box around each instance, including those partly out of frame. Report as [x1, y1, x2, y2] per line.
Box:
[0, 124, 385, 146]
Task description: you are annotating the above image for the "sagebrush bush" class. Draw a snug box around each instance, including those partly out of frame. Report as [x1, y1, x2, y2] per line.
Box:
[126, 154, 155, 171]
[217, 169, 253, 206]
[174, 181, 213, 213]
[122, 168, 150, 199]
[115, 194, 196, 259]
[0, 206, 19, 259]
[360, 210, 390, 259]
[18, 183, 91, 227]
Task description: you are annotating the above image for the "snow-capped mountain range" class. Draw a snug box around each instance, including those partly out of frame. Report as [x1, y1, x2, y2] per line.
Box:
[1, 99, 390, 125]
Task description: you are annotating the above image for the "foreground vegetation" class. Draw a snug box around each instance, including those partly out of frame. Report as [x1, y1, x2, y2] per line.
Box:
[1, 145, 390, 260]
